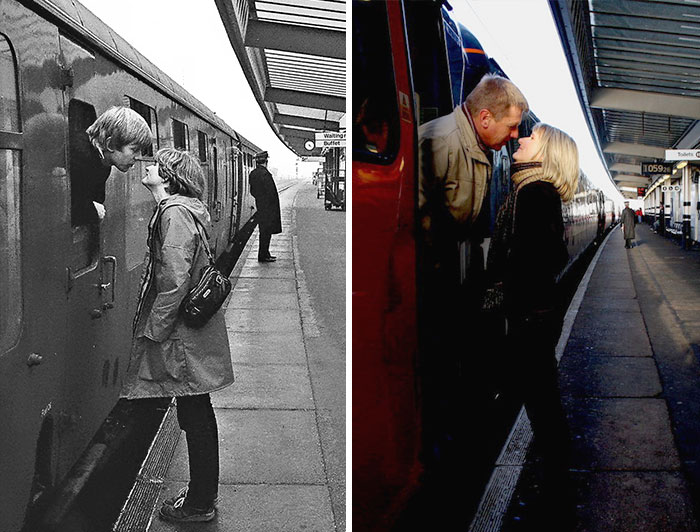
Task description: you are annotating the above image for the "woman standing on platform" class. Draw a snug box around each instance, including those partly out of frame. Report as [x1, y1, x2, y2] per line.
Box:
[486, 123, 578, 509]
[121, 148, 234, 523]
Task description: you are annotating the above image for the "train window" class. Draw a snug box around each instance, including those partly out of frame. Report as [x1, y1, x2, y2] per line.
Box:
[197, 130, 208, 162]
[353, 0, 399, 164]
[0, 36, 22, 353]
[172, 119, 189, 150]
[68, 99, 101, 269]
[0, 149, 21, 353]
[127, 97, 158, 157]
[0, 36, 20, 132]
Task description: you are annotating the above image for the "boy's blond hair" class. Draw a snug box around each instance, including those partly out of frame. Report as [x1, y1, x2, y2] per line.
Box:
[86, 106, 152, 151]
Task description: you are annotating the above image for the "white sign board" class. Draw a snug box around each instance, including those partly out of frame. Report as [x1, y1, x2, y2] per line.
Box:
[315, 131, 346, 148]
[665, 149, 700, 161]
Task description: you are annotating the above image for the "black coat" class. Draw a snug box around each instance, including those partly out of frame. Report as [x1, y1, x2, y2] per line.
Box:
[505, 181, 568, 320]
[249, 165, 282, 234]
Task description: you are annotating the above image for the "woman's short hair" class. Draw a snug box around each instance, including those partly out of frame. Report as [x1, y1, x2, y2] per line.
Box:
[465, 74, 529, 120]
[155, 148, 205, 199]
[532, 122, 579, 203]
[86, 106, 152, 151]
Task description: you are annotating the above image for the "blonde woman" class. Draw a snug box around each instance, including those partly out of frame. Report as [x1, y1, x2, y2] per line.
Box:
[486, 122, 579, 521]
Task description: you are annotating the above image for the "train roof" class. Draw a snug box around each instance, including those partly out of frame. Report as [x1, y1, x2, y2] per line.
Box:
[28, 0, 260, 152]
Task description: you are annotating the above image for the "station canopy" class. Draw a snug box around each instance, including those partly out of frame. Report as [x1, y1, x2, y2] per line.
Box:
[215, 0, 346, 157]
[549, 0, 700, 199]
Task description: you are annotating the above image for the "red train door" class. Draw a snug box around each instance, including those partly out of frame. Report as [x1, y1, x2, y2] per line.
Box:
[59, 34, 128, 475]
[352, 0, 421, 529]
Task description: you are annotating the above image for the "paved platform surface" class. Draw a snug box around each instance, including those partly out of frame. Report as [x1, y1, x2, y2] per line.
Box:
[142, 183, 344, 532]
[499, 225, 700, 531]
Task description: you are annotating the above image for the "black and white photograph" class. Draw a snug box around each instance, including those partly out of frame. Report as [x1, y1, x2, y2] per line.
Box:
[0, 0, 345, 530]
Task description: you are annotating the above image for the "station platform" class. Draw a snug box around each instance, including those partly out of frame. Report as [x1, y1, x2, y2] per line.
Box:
[114, 185, 341, 532]
[472, 224, 700, 532]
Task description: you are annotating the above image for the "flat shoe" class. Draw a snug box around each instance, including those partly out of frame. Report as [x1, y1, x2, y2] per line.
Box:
[258, 257, 276, 262]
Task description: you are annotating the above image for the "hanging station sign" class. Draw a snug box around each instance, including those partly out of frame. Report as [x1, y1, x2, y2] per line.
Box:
[641, 162, 673, 175]
[665, 149, 700, 161]
[315, 131, 346, 148]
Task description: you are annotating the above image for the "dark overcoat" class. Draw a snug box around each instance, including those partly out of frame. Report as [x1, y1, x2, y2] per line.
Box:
[621, 207, 636, 239]
[249, 165, 282, 234]
[505, 181, 569, 320]
[121, 195, 234, 399]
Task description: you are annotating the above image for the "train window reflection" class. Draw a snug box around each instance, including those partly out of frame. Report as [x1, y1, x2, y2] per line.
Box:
[127, 97, 157, 157]
[0, 36, 20, 133]
[353, 0, 398, 164]
[172, 118, 189, 150]
[0, 149, 22, 353]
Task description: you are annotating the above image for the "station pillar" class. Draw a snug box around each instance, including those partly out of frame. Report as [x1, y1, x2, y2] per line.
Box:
[659, 190, 666, 236]
[683, 165, 692, 249]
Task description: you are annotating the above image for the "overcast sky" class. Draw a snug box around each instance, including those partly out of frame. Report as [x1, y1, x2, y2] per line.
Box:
[453, 0, 627, 205]
[78, 0, 324, 178]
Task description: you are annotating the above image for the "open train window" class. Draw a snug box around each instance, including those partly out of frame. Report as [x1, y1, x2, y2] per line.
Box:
[127, 97, 158, 157]
[353, 0, 399, 165]
[0, 34, 22, 353]
[172, 118, 189, 150]
[197, 130, 208, 162]
[68, 99, 101, 269]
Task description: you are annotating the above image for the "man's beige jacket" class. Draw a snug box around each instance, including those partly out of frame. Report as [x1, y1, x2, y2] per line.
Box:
[418, 105, 491, 239]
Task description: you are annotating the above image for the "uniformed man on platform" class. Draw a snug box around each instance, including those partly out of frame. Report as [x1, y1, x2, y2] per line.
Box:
[249, 151, 282, 262]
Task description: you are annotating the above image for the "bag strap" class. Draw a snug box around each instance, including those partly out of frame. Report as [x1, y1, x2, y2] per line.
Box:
[153, 201, 214, 264]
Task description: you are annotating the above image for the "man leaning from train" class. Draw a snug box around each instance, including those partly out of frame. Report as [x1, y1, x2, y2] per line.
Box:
[78, 106, 152, 224]
[418, 74, 529, 247]
[415, 74, 528, 474]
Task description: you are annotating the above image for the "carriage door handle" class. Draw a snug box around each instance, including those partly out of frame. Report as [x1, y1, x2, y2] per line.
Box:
[101, 256, 117, 310]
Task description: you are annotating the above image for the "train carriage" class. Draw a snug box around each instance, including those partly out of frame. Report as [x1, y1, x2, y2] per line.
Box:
[352, 1, 616, 529]
[0, 1, 262, 530]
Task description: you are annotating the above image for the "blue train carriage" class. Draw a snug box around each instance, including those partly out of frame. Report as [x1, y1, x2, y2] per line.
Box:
[0, 1, 260, 530]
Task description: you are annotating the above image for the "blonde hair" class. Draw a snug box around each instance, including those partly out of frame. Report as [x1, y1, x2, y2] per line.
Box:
[532, 122, 579, 203]
[86, 106, 152, 151]
[465, 74, 529, 120]
[155, 148, 204, 199]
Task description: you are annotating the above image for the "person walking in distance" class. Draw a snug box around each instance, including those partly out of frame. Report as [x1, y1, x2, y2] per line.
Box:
[621, 201, 636, 249]
[249, 151, 282, 262]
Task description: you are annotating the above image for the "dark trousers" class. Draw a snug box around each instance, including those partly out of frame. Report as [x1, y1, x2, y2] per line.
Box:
[505, 314, 571, 477]
[258, 229, 272, 259]
[175, 394, 219, 508]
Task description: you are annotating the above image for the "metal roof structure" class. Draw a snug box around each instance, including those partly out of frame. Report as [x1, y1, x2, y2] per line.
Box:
[215, 0, 346, 157]
[549, 0, 700, 199]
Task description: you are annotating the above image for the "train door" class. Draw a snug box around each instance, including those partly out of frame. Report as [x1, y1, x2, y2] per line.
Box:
[59, 34, 126, 474]
[233, 140, 244, 235]
[226, 137, 238, 240]
[0, 18, 72, 530]
[211, 139, 221, 223]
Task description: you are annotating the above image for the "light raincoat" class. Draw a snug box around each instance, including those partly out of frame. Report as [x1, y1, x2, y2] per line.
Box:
[121, 195, 234, 399]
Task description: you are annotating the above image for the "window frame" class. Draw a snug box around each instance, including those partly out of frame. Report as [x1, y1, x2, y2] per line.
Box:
[0, 33, 22, 354]
[127, 96, 158, 158]
[172, 118, 189, 150]
[197, 130, 209, 163]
